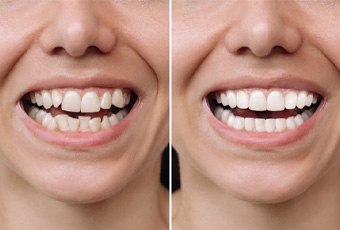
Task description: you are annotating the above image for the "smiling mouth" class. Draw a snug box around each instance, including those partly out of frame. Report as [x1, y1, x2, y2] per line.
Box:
[21, 88, 137, 132]
[208, 88, 323, 133]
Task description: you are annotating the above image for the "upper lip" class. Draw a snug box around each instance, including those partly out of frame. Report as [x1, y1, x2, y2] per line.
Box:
[18, 74, 143, 103]
[203, 74, 327, 100]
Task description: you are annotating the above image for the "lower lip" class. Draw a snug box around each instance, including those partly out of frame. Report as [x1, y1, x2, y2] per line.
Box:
[17, 103, 138, 149]
[206, 100, 325, 148]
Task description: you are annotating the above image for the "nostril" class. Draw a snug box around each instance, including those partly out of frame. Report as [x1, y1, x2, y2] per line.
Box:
[51, 46, 103, 56]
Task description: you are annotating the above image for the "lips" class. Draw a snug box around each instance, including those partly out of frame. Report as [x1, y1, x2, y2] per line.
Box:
[205, 80, 325, 147]
[16, 76, 142, 148]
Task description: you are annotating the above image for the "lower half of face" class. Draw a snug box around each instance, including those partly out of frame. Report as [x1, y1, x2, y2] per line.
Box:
[0, 86, 168, 203]
[173, 78, 340, 203]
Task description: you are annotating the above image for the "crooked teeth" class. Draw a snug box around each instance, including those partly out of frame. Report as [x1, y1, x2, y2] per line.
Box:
[214, 106, 314, 133]
[216, 89, 318, 111]
[28, 106, 128, 132]
[29, 88, 131, 113]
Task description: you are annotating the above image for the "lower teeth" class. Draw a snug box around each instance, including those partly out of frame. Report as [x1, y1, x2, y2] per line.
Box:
[27, 106, 128, 132]
[214, 106, 313, 133]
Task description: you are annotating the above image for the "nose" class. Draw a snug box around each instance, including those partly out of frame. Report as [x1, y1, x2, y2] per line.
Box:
[39, 1, 116, 57]
[224, 1, 302, 57]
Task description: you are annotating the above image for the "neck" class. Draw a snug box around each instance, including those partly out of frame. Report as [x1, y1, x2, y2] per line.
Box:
[174, 162, 340, 230]
[0, 160, 167, 230]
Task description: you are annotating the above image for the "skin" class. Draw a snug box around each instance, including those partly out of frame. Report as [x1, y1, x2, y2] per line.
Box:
[172, 1, 340, 229]
[0, 1, 168, 229]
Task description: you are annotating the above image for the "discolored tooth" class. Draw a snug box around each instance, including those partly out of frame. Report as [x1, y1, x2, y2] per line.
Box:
[265, 119, 275, 132]
[275, 118, 287, 132]
[221, 92, 228, 106]
[101, 116, 111, 129]
[112, 89, 125, 108]
[79, 116, 91, 132]
[221, 110, 231, 124]
[42, 113, 53, 127]
[51, 90, 63, 108]
[30, 93, 36, 104]
[294, 114, 304, 126]
[267, 90, 284, 111]
[116, 110, 128, 121]
[67, 116, 80, 131]
[286, 117, 296, 130]
[42, 90, 53, 109]
[285, 91, 297, 110]
[233, 116, 245, 130]
[89, 117, 101, 132]
[81, 92, 101, 113]
[35, 110, 47, 123]
[227, 113, 235, 127]
[236, 90, 249, 109]
[55, 115, 70, 131]
[227, 91, 237, 108]
[245, 118, 255, 131]
[214, 107, 223, 120]
[255, 119, 265, 132]
[297, 91, 307, 109]
[305, 93, 313, 107]
[62, 91, 81, 112]
[215, 92, 222, 104]
[124, 91, 131, 105]
[249, 90, 266, 111]
[109, 114, 119, 126]
[47, 118, 57, 130]
[28, 107, 39, 119]
[35, 92, 43, 106]
[100, 92, 112, 110]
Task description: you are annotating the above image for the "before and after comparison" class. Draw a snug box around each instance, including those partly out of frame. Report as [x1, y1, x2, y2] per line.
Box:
[0, 0, 339, 229]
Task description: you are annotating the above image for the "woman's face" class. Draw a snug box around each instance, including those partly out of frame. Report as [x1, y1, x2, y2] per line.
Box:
[0, 0, 168, 203]
[173, 1, 340, 203]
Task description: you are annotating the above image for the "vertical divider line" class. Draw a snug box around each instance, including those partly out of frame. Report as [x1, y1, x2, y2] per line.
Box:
[169, 0, 173, 229]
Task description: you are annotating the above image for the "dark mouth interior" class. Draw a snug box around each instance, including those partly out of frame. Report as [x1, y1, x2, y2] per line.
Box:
[207, 92, 322, 119]
[21, 91, 138, 119]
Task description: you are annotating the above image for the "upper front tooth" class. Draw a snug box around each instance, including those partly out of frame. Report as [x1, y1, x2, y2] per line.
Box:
[249, 90, 266, 111]
[81, 92, 101, 113]
[285, 91, 297, 110]
[236, 90, 249, 109]
[41, 90, 53, 109]
[267, 90, 284, 111]
[112, 89, 125, 108]
[101, 92, 112, 109]
[227, 90, 237, 108]
[61, 91, 81, 112]
[51, 90, 63, 108]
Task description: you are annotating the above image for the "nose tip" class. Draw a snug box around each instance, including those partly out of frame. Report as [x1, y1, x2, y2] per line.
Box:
[224, 3, 302, 58]
[39, 3, 116, 58]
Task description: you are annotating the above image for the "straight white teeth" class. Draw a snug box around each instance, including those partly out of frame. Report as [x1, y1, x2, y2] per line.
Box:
[214, 106, 314, 133]
[28, 106, 128, 132]
[212, 88, 320, 133]
[215, 89, 318, 112]
[30, 88, 131, 113]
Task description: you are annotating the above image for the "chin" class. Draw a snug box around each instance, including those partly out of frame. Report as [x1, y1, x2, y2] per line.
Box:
[216, 162, 321, 204]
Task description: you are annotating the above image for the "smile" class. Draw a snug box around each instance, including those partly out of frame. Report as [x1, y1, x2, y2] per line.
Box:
[22, 88, 137, 132]
[209, 89, 322, 133]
